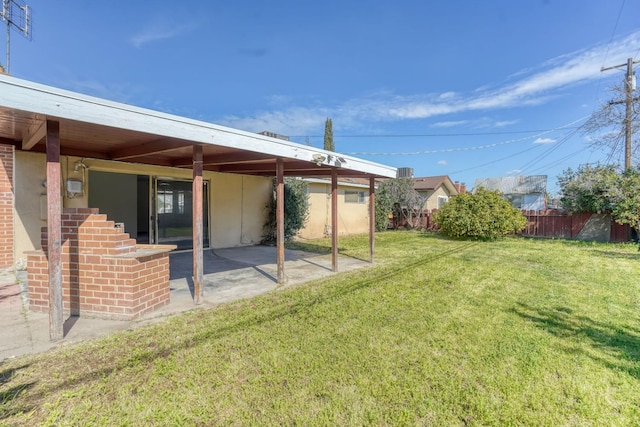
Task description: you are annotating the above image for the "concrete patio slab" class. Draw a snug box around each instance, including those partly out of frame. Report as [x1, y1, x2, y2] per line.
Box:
[0, 246, 370, 361]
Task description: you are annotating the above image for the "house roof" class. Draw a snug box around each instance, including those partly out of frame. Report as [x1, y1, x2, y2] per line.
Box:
[473, 175, 547, 194]
[412, 175, 459, 195]
[0, 74, 396, 179]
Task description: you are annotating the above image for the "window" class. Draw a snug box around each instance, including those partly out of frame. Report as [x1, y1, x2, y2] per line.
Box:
[158, 190, 173, 213]
[437, 195, 448, 209]
[177, 190, 185, 214]
[345, 190, 366, 204]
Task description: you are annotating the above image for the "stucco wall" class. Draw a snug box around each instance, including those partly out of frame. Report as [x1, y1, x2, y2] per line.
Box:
[422, 186, 451, 211]
[210, 173, 271, 248]
[14, 151, 46, 265]
[13, 153, 272, 263]
[298, 181, 370, 240]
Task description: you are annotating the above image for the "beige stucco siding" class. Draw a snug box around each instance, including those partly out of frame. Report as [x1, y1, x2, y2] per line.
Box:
[13, 152, 271, 263]
[14, 151, 47, 261]
[210, 173, 271, 248]
[238, 175, 271, 245]
[298, 181, 370, 240]
[421, 186, 451, 211]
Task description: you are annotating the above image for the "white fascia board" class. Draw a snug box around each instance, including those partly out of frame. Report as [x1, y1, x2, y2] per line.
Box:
[303, 178, 372, 189]
[0, 75, 397, 178]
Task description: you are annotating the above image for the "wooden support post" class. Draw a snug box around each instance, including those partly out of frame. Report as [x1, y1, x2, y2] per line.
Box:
[276, 158, 285, 284]
[192, 144, 204, 304]
[46, 120, 63, 341]
[369, 176, 375, 264]
[331, 168, 338, 272]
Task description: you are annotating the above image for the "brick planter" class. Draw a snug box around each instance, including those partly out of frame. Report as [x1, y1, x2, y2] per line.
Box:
[27, 208, 176, 320]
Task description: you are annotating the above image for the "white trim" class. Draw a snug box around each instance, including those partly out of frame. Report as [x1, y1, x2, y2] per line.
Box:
[302, 177, 372, 189]
[0, 74, 397, 178]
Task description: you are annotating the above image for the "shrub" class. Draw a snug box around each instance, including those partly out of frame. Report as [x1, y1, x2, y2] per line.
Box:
[263, 178, 310, 244]
[374, 181, 394, 231]
[374, 178, 425, 231]
[433, 187, 527, 240]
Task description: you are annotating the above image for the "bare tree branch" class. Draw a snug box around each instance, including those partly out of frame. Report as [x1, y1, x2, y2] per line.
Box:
[580, 83, 640, 166]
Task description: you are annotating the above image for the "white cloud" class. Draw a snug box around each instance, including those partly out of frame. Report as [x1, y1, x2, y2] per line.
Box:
[431, 120, 469, 128]
[438, 160, 448, 165]
[506, 169, 522, 175]
[534, 137, 556, 144]
[131, 21, 197, 48]
[219, 107, 330, 136]
[214, 31, 640, 136]
[494, 120, 519, 128]
[438, 91, 457, 100]
[430, 118, 518, 129]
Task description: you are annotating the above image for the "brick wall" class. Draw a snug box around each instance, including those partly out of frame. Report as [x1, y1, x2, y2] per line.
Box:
[27, 208, 174, 320]
[0, 144, 14, 269]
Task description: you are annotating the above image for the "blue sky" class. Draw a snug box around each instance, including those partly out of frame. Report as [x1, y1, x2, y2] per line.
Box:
[5, 0, 640, 193]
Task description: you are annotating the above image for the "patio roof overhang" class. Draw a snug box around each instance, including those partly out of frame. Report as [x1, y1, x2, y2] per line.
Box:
[0, 74, 396, 179]
[0, 73, 393, 341]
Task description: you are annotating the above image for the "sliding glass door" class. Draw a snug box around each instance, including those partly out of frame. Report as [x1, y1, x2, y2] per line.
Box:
[152, 178, 209, 250]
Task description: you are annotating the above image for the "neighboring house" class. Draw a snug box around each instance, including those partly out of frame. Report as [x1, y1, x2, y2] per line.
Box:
[412, 175, 462, 211]
[299, 177, 372, 239]
[473, 175, 547, 211]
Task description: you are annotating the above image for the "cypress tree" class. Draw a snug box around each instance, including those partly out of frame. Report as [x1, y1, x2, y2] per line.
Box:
[323, 118, 334, 151]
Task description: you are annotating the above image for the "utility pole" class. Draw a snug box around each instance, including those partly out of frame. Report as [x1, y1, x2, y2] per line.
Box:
[602, 57, 639, 170]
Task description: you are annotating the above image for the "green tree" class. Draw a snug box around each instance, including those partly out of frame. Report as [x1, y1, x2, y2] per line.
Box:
[557, 164, 618, 213]
[558, 164, 640, 243]
[433, 188, 527, 240]
[323, 118, 334, 151]
[607, 167, 640, 239]
[263, 178, 310, 243]
[374, 181, 393, 231]
[374, 178, 425, 230]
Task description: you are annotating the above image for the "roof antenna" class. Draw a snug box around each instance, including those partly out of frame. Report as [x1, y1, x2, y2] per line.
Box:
[0, 0, 31, 73]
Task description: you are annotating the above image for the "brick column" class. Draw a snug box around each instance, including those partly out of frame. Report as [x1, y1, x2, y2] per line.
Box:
[0, 144, 14, 269]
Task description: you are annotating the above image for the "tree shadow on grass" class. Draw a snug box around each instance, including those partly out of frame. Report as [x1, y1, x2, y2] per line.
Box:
[0, 362, 35, 419]
[0, 241, 479, 420]
[511, 303, 640, 379]
[591, 249, 639, 261]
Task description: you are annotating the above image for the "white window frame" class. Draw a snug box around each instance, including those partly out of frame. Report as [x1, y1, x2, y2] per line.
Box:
[437, 195, 448, 209]
[345, 190, 366, 204]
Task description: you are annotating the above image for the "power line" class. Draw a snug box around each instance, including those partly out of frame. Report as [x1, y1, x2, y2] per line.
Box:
[446, 143, 543, 176]
[340, 116, 588, 156]
[526, 148, 585, 176]
[516, 128, 579, 173]
[290, 127, 581, 139]
[601, 57, 639, 169]
[601, 0, 626, 67]
[518, 128, 577, 169]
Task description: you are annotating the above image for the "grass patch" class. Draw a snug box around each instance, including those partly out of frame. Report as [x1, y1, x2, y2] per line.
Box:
[1, 232, 639, 425]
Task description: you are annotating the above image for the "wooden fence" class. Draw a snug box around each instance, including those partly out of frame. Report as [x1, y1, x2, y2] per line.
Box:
[520, 210, 631, 242]
[390, 209, 633, 243]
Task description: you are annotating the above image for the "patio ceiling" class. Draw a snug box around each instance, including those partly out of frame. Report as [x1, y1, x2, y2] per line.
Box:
[0, 74, 397, 179]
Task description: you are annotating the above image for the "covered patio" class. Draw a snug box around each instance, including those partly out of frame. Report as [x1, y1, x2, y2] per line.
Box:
[0, 245, 370, 360]
[0, 74, 396, 341]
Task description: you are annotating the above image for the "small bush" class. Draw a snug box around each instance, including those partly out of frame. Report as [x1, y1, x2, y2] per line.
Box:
[263, 178, 310, 244]
[374, 182, 394, 231]
[433, 187, 527, 240]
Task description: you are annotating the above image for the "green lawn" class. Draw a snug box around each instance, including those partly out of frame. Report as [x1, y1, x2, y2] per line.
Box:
[1, 232, 639, 425]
